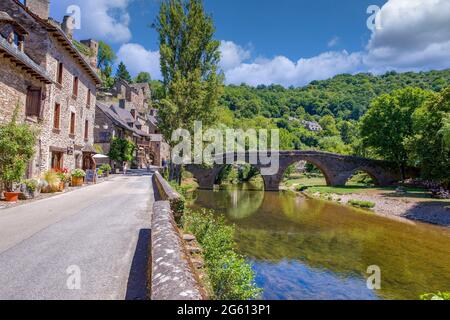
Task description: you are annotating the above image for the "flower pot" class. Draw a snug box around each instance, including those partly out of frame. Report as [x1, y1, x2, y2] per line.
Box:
[71, 176, 84, 187]
[4, 192, 20, 202]
[58, 182, 65, 192]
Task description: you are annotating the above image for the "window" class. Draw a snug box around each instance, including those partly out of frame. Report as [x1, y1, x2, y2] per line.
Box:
[51, 152, 64, 170]
[72, 76, 78, 97]
[53, 103, 60, 129]
[87, 89, 91, 107]
[70, 112, 75, 135]
[57, 62, 63, 85]
[25, 87, 41, 117]
[99, 132, 110, 143]
[84, 120, 89, 140]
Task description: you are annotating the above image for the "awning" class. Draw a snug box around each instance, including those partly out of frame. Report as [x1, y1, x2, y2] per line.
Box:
[93, 154, 109, 159]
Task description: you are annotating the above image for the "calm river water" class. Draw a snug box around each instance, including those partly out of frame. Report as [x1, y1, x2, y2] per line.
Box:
[188, 184, 450, 300]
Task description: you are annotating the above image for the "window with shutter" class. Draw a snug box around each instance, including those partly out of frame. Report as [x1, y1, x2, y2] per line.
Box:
[84, 120, 89, 140]
[53, 103, 60, 129]
[26, 88, 41, 117]
[70, 112, 76, 135]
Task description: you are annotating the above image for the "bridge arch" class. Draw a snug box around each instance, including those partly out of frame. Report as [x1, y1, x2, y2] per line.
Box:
[344, 168, 380, 186]
[279, 158, 334, 187]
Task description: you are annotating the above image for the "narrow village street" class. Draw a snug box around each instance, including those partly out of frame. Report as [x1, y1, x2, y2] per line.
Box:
[0, 172, 154, 300]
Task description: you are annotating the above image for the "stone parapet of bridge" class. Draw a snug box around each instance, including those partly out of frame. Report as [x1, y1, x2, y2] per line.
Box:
[185, 151, 418, 191]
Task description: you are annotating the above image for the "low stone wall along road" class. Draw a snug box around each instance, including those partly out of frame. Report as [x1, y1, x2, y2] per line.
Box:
[0, 172, 154, 300]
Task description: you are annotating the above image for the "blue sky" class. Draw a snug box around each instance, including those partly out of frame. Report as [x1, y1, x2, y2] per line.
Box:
[50, 0, 450, 86]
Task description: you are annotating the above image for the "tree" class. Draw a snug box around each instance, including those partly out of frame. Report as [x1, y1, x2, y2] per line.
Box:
[0, 104, 37, 191]
[360, 87, 434, 179]
[108, 138, 136, 163]
[97, 41, 117, 89]
[409, 86, 450, 187]
[134, 72, 151, 83]
[319, 115, 339, 136]
[154, 0, 223, 181]
[115, 62, 132, 83]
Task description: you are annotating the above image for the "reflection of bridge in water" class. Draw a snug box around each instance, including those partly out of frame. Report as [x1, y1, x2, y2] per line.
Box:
[186, 151, 418, 191]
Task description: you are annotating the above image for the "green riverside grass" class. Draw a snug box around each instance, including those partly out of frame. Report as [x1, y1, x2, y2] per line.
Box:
[182, 209, 262, 300]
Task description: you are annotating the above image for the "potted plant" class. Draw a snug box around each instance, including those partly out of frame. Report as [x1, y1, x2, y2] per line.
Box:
[0, 104, 37, 202]
[100, 164, 112, 177]
[19, 179, 39, 199]
[56, 168, 70, 191]
[71, 169, 86, 187]
[41, 170, 61, 193]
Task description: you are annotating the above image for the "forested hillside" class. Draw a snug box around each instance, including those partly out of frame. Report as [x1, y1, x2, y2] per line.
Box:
[221, 69, 450, 120]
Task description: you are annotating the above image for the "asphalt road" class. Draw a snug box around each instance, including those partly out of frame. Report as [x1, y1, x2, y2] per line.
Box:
[0, 173, 154, 300]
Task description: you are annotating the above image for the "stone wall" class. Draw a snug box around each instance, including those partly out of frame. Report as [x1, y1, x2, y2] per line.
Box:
[150, 172, 203, 300]
[0, 0, 98, 176]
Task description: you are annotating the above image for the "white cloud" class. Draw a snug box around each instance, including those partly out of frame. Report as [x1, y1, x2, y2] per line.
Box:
[327, 36, 340, 48]
[224, 51, 363, 87]
[222, 0, 450, 86]
[117, 43, 161, 79]
[51, 0, 132, 43]
[365, 0, 450, 71]
[219, 41, 251, 71]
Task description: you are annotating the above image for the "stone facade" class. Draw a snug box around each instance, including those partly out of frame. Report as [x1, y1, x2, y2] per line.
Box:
[0, 0, 101, 180]
[96, 79, 170, 168]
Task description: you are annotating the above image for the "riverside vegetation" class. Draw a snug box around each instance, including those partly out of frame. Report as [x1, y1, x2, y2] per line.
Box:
[169, 180, 261, 300]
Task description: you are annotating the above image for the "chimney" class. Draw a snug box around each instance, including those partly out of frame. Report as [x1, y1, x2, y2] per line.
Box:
[80, 39, 99, 69]
[119, 99, 126, 109]
[61, 15, 74, 40]
[25, 0, 50, 20]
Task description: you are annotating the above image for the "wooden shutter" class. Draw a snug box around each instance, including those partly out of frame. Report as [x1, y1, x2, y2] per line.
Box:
[84, 120, 89, 139]
[26, 88, 41, 117]
[53, 103, 60, 129]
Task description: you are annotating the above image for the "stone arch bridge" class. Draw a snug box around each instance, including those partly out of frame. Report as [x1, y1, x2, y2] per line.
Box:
[185, 151, 417, 191]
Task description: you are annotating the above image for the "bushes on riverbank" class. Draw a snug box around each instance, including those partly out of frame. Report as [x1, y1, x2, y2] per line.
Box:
[348, 199, 376, 209]
[182, 210, 262, 300]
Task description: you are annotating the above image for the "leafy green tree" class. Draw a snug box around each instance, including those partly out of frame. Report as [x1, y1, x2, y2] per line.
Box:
[409, 86, 450, 187]
[319, 115, 339, 136]
[115, 62, 132, 83]
[360, 87, 434, 179]
[97, 41, 117, 89]
[134, 72, 151, 83]
[154, 0, 223, 180]
[108, 138, 136, 163]
[318, 136, 351, 154]
[0, 105, 37, 191]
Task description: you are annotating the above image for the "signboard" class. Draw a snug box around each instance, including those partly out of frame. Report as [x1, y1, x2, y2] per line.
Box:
[85, 169, 96, 183]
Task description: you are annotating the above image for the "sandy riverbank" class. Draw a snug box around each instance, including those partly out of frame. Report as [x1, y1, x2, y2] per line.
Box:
[306, 190, 450, 227]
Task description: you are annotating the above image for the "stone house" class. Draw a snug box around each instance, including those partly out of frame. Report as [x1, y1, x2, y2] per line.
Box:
[0, 0, 102, 181]
[96, 79, 170, 168]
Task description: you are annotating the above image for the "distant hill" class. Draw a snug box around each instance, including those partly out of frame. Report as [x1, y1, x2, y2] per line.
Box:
[221, 69, 450, 120]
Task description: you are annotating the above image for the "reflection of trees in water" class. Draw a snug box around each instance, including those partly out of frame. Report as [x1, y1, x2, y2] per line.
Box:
[237, 193, 450, 300]
[190, 188, 450, 300]
[192, 183, 265, 220]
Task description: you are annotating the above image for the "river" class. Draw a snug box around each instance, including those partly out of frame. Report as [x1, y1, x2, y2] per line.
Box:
[188, 184, 450, 300]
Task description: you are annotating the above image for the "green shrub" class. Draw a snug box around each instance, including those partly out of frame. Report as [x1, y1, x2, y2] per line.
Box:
[182, 210, 262, 300]
[100, 164, 112, 173]
[348, 199, 376, 209]
[71, 169, 86, 178]
[0, 105, 37, 191]
[420, 292, 450, 300]
[41, 170, 61, 193]
[23, 179, 39, 192]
